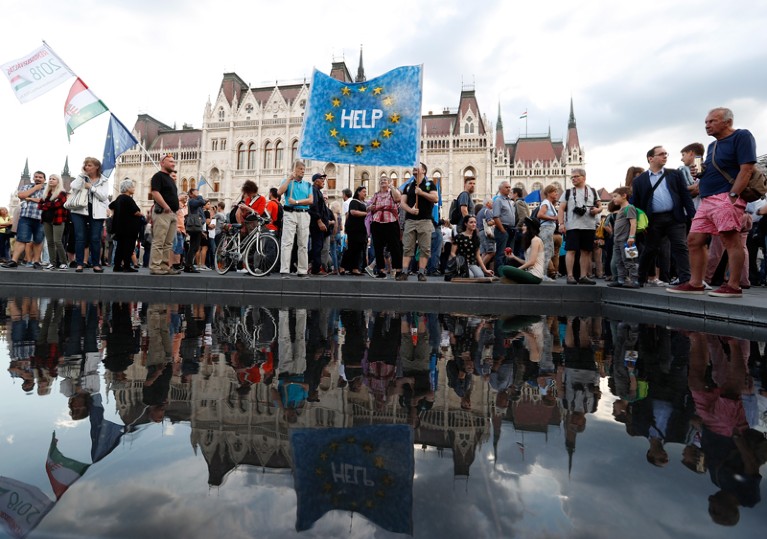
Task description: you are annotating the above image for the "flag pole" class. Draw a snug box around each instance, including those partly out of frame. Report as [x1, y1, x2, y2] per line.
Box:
[41, 40, 77, 79]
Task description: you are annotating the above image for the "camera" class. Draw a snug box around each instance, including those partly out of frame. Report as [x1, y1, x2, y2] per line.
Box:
[573, 206, 587, 217]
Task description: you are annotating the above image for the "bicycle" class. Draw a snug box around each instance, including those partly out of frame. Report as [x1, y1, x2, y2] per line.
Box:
[214, 215, 280, 277]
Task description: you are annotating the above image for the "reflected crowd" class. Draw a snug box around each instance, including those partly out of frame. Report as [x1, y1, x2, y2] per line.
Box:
[2, 297, 767, 528]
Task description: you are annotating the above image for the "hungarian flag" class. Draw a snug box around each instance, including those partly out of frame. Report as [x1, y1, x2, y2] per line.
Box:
[45, 432, 90, 499]
[64, 77, 107, 140]
[519, 110, 527, 119]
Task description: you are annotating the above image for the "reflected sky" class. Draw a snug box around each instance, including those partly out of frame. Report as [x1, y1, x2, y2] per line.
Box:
[0, 297, 765, 539]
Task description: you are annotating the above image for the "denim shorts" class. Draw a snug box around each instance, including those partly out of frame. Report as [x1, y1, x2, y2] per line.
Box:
[172, 232, 185, 255]
[16, 216, 44, 244]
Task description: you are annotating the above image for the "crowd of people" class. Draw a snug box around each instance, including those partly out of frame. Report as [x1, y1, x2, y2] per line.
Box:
[1, 108, 763, 298]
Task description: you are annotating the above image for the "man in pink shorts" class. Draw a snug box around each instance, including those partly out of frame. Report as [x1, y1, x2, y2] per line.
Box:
[668, 108, 757, 298]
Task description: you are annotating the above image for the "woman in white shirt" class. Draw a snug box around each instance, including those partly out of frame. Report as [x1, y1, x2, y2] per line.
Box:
[69, 157, 110, 273]
[499, 217, 545, 284]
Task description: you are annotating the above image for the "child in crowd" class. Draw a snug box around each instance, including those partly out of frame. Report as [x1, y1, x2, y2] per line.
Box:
[608, 187, 638, 288]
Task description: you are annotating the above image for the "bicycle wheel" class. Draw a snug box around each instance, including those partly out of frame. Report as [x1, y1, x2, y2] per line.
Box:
[214, 235, 236, 274]
[244, 234, 280, 276]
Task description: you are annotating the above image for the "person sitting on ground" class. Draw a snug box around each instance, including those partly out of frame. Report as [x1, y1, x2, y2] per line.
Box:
[498, 217, 545, 284]
[448, 215, 494, 278]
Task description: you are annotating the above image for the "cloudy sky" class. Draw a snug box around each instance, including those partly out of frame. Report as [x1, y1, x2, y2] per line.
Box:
[2, 0, 766, 205]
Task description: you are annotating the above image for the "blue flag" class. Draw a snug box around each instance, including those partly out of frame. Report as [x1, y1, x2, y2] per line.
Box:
[102, 113, 138, 178]
[291, 424, 414, 534]
[300, 66, 423, 167]
[197, 175, 209, 190]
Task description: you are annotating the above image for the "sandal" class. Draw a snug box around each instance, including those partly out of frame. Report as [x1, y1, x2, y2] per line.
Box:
[76, 266, 83, 273]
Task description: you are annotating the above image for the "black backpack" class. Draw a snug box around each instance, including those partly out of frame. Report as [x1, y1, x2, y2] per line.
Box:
[449, 192, 468, 225]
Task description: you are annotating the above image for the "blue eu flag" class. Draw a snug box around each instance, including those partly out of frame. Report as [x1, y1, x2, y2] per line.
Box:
[300, 66, 423, 167]
[291, 424, 414, 534]
[102, 113, 138, 178]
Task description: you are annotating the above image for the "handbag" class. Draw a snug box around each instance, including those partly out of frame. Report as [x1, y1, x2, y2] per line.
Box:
[64, 187, 89, 211]
[185, 213, 205, 232]
[484, 221, 496, 239]
[444, 254, 469, 281]
[711, 141, 767, 203]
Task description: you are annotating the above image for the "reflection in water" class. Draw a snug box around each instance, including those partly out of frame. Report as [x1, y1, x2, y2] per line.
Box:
[0, 297, 765, 537]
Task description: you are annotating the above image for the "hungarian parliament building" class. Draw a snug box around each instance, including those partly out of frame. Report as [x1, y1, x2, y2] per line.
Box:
[111, 52, 585, 210]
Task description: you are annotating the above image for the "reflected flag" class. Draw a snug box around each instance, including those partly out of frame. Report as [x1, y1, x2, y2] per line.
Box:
[0, 477, 55, 539]
[2, 43, 74, 103]
[102, 113, 138, 178]
[291, 424, 414, 534]
[45, 432, 90, 499]
[64, 77, 107, 140]
[89, 394, 124, 463]
[300, 66, 423, 167]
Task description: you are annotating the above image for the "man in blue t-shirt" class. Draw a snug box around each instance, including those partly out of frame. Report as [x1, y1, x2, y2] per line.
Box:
[278, 160, 313, 277]
[668, 108, 757, 299]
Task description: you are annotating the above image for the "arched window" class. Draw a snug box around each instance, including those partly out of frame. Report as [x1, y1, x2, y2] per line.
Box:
[290, 140, 299, 164]
[247, 142, 257, 169]
[210, 168, 220, 193]
[465, 117, 474, 134]
[237, 143, 246, 170]
[218, 107, 225, 121]
[182, 178, 189, 192]
[263, 141, 272, 170]
[390, 172, 398, 187]
[463, 167, 476, 179]
[190, 178, 196, 189]
[274, 140, 284, 169]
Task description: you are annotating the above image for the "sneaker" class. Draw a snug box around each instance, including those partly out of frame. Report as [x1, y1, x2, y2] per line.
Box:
[417, 272, 427, 282]
[669, 278, 680, 286]
[167, 268, 181, 275]
[542, 275, 555, 282]
[702, 281, 713, 290]
[316, 268, 329, 277]
[1, 260, 18, 268]
[58, 264, 68, 271]
[27, 262, 36, 268]
[624, 281, 640, 289]
[708, 284, 742, 298]
[647, 278, 668, 287]
[42, 263, 55, 271]
[395, 272, 408, 282]
[566, 276, 577, 285]
[667, 282, 706, 295]
[607, 280, 624, 288]
[376, 272, 387, 279]
[295, 273, 308, 278]
[236, 268, 249, 273]
[578, 276, 596, 285]
[365, 264, 376, 278]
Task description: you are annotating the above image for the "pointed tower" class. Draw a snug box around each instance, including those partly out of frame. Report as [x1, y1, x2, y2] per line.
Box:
[566, 98, 580, 151]
[355, 45, 366, 83]
[17, 158, 30, 190]
[62, 156, 73, 192]
[495, 102, 505, 151]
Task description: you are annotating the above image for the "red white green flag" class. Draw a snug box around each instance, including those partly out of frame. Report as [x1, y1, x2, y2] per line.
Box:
[64, 77, 107, 140]
[45, 432, 90, 499]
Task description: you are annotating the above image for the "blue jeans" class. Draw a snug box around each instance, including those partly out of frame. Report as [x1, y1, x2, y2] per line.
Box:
[494, 226, 515, 271]
[426, 226, 443, 274]
[71, 213, 104, 266]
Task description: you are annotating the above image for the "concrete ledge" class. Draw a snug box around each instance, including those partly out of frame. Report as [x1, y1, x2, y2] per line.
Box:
[1, 268, 765, 329]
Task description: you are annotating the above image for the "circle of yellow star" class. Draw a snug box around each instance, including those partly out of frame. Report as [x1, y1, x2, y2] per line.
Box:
[325, 112, 334, 121]
[329, 128, 338, 138]
[355, 145, 364, 154]
[389, 113, 400, 123]
[382, 129, 393, 138]
[371, 140, 381, 149]
[383, 96, 393, 106]
[358, 86, 368, 93]
[338, 139, 348, 148]
[341, 87, 351, 96]
[332, 98, 341, 107]
[373, 87, 383, 95]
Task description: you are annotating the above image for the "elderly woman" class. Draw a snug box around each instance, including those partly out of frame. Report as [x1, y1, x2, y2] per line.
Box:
[108, 179, 142, 272]
[69, 157, 109, 273]
[38, 174, 69, 270]
[367, 176, 402, 278]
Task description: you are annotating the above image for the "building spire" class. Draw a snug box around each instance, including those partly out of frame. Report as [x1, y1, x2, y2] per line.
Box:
[355, 45, 366, 83]
[496, 101, 503, 130]
[568, 97, 576, 128]
[62, 156, 70, 177]
[22, 158, 29, 178]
